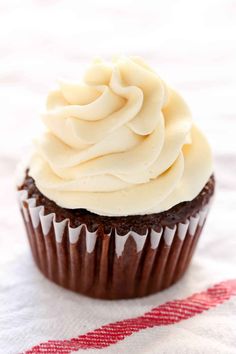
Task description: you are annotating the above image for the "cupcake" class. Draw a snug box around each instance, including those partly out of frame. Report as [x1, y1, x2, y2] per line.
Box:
[17, 57, 214, 299]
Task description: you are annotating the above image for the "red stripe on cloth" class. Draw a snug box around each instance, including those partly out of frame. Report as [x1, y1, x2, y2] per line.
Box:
[24, 279, 236, 354]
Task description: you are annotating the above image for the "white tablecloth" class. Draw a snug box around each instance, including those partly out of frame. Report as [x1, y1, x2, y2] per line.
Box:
[0, 1, 236, 353]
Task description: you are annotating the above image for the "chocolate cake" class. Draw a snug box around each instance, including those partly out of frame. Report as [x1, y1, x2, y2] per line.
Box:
[20, 171, 215, 234]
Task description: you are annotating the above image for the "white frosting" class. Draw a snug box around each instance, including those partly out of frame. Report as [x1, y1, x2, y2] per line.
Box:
[29, 57, 213, 216]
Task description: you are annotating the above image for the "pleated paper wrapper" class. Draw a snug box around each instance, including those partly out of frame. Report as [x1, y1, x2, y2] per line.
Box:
[17, 190, 211, 299]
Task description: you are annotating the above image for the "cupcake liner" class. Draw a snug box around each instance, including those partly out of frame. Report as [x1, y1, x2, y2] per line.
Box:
[17, 190, 211, 299]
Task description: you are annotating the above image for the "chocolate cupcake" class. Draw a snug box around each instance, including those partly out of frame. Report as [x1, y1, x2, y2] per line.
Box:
[17, 57, 214, 299]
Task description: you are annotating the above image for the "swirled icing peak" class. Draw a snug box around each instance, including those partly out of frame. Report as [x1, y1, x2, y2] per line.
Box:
[29, 57, 213, 216]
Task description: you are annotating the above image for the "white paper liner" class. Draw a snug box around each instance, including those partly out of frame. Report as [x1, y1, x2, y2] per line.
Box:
[17, 190, 210, 257]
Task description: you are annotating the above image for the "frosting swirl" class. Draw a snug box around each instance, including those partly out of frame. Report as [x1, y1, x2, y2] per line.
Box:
[29, 57, 213, 216]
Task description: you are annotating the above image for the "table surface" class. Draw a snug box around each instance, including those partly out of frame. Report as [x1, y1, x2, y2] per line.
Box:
[0, 1, 236, 353]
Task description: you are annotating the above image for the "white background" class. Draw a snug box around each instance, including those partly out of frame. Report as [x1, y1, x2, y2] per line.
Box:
[0, 1, 236, 353]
